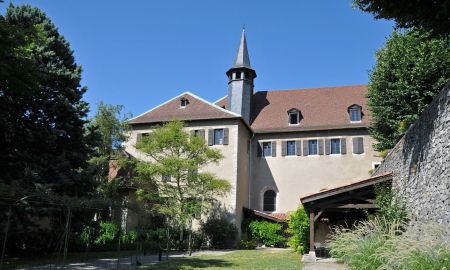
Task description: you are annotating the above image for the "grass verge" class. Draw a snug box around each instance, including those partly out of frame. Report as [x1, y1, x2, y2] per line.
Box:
[142, 249, 301, 270]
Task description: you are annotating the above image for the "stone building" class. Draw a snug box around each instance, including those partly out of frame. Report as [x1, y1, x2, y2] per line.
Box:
[122, 30, 382, 232]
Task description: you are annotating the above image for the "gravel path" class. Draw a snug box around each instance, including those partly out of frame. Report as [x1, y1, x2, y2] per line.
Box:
[302, 262, 348, 270]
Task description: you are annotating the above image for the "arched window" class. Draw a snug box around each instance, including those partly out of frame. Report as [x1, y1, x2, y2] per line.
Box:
[263, 190, 276, 212]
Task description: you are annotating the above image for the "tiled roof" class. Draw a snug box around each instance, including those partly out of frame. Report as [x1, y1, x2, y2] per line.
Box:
[129, 92, 240, 124]
[216, 85, 370, 132]
[131, 85, 370, 131]
[243, 207, 288, 223]
[300, 172, 393, 203]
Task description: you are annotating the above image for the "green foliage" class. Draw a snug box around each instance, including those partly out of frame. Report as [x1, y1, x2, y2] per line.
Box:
[286, 205, 309, 254]
[329, 218, 450, 270]
[248, 220, 286, 247]
[353, 0, 450, 36]
[94, 221, 118, 245]
[121, 230, 138, 244]
[367, 29, 449, 151]
[373, 183, 407, 223]
[0, 4, 97, 196]
[236, 240, 257, 250]
[200, 216, 237, 249]
[134, 120, 231, 254]
[329, 218, 405, 269]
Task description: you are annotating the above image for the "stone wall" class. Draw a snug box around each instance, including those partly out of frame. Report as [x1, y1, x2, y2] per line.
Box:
[374, 83, 450, 224]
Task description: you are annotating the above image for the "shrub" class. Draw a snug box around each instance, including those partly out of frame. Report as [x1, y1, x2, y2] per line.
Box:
[248, 220, 286, 247]
[200, 216, 237, 249]
[121, 230, 138, 244]
[286, 205, 309, 254]
[94, 221, 118, 245]
[329, 218, 403, 270]
[329, 218, 450, 270]
[379, 223, 450, 270]
[237, 240, 257, 250]
[373, 183, 407, 223]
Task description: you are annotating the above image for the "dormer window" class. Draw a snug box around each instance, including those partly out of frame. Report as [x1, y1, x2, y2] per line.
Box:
[180, 98, 189, 108]
[348, 105, 362, 122]
[287, 108, 301, 125]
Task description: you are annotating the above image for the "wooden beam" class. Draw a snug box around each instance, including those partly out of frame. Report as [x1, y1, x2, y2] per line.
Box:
[314, 209, 324, 222]
[312, 189, 373, 208]
[330, 203, 376, 209]
[309, 212, 315, 252]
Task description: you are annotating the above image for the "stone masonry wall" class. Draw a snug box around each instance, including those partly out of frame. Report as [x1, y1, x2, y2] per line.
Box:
[374, 83, 450, 224]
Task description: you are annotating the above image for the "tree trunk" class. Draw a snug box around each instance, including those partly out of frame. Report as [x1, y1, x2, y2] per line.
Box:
[165, 226, 170, 261]
[188, 220, 193, 256]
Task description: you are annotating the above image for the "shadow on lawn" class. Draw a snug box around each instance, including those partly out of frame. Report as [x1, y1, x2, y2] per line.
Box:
[146, 258, 233, 269]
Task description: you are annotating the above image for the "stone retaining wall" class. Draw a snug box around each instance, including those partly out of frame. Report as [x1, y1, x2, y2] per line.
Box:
[374, 83, 450, 224]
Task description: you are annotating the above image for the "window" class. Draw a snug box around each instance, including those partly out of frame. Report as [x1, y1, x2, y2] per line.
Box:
[162, 175, 171, 182]
[352, 137, 364, 154]
[180, 98, 189, 108]
[263, 190, 276, 212]
[289, 112, 299, 125]
[308, 140, 318, 155]
[331, 139, 341, 154]
[287, 141, 296, 156]
[350, 108, 361, 122]
[137, 132, 150, 143]
[235, 72, 241, 79]
[213, 129, 224, 145]
[262, 142, 272, 157]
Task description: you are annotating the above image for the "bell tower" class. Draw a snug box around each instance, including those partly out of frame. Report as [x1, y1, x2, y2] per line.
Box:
[226, 29, 256, 124]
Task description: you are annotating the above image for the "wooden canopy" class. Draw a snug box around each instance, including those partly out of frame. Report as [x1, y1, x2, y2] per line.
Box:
[300, 172, 392, 253]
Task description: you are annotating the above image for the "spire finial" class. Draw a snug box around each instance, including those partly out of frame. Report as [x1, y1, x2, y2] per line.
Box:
[232, 28, 251, 69]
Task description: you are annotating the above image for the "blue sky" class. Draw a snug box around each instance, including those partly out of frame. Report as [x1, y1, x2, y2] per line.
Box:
[2, 1, 394, 117]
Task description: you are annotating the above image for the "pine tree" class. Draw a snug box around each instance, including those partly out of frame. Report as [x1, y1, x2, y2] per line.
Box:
[0, 4, 95, 196]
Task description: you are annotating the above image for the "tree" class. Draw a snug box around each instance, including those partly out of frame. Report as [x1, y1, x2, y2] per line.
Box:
[0, 4, 95, 196]
[367, 29, 449, 151]
[353, 0, 450, 36]
[286, 205, 310, 254]
[134, 120, 231, 255]
[88, 102, 131, 185]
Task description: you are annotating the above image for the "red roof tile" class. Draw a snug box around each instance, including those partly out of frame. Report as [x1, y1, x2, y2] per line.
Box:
[216, 85, 370, 132]
[129, 92, 239, 124]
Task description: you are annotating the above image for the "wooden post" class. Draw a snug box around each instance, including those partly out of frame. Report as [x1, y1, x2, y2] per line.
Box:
[309, 211, 315, 253]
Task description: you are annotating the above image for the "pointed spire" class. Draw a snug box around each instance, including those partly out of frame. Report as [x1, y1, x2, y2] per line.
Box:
[232, 28, 251, 69]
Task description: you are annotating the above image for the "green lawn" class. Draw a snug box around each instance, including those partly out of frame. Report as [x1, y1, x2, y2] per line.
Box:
[143, 249, 302, 270]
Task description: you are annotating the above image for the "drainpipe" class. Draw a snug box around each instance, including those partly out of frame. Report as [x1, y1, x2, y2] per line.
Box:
[248, 133, 255, 208]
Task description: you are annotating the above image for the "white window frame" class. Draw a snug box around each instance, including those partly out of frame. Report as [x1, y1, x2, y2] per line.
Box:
[288, 111, 300, 125]
[349, 108, 362, 123]
[213, 129, 224, 145]
[260, 186, 278, 213]
[330, 138, 342, 155]
[180, 98, 189, 108]
[286, 140, 296, 156]
[262, 141, 272, 157]
[308, 139, 319, 156]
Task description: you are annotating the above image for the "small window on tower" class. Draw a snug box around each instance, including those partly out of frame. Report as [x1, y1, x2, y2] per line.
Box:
[235, 72, 241, 79]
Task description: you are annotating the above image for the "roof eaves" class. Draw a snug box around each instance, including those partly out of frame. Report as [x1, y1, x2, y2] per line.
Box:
[252, 124, 369, 134]
[300, 172, 393, 203]
[128, 91, 193, 122]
